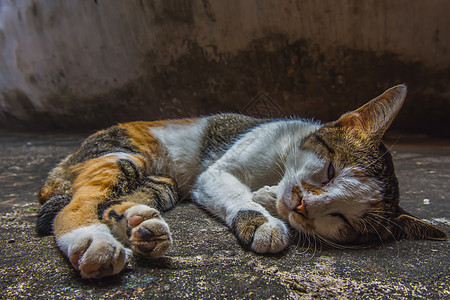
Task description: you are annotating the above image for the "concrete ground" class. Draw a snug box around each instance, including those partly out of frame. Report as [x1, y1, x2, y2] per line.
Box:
[0, 133, 448, 299]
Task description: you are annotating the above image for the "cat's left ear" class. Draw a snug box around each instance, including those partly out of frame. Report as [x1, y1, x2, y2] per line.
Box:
[392, 213, 447, 241]
[338, 84, 407, 141]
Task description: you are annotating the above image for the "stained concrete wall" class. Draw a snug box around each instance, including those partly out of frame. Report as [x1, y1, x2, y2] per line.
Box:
[0, 0, 449, 135]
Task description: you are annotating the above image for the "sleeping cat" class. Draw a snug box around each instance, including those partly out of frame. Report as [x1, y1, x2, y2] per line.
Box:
[37, 84, 446, 279]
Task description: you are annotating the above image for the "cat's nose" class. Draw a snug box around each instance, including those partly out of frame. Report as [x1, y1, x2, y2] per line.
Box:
[294, 198, 309, 218]
[291, 185, 309, 218]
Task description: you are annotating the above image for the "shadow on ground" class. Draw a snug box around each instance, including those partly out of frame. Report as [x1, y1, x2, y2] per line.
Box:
[0, 134, 449, 299]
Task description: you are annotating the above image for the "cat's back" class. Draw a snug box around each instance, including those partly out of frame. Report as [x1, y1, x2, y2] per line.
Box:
[144, 114, 267, 190]
[147, 113, 267, 159]
[199, 114, 268, 162]
[148, 113, 319, 165]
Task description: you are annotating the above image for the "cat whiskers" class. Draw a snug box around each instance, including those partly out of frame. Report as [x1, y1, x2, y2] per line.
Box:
[363, 217, 386, 246]
[313, 234, 322, 257]
[295, 230, 356, 255]
[366, 216, 397, 243]
[294, 230, 316, 256]
[366, 211, 406, 240]
[366, 137, 399, 169]
[297, 232, 311, 255]
[315, 235, 348, 250]
[273, 159, 286, 180]
[306, 233, 319, 257]
[274, 142, 295, 179]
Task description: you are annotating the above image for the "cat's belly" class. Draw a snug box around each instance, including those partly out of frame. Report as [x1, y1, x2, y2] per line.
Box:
[148, 118, 208, 194]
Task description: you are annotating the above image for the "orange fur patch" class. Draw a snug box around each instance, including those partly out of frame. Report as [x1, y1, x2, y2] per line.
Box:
[301, 180, 325, 196]
[53, 153, 147, 236]
[38, 177, 64, 203]
[119, 122, 160, 160]
[119, 118, 199, 160]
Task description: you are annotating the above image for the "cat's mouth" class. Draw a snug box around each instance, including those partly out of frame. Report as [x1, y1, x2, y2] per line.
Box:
[290, 211, 316, 233]
[277, 194, 317, 234]
[277, 188, 349, 241]
[279, 198, 351, 243]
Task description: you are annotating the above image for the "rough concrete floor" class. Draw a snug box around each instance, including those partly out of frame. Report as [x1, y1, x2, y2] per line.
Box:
[0, 133, 449, 299]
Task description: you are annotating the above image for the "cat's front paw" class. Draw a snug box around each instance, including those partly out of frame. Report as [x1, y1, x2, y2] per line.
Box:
[252, 186, 278, 201]
[125, 205, 171, 258]
[232, 210, 289, 254]
[57, 224, 130, 279]
[252, 186, 279, 215]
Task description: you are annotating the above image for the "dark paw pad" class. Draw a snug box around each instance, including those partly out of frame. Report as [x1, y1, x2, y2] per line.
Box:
[135, 227, 155, 240]
[130, 219, 171, 258]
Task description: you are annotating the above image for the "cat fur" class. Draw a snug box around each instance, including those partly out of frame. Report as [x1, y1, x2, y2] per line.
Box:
[37, 84, 446, 279]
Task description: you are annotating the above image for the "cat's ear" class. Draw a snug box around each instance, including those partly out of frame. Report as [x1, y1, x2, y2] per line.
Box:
[392, 213, 447, 241]
[337, 84, 407, 140]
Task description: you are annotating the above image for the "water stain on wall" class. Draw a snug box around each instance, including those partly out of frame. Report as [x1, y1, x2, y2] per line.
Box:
[1, 36, 448, 137]
[0, 1, 448, 136]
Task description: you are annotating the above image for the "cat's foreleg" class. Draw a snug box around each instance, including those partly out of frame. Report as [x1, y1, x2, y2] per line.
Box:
[193, 166, 289, 253]
[251, 185, 279, 216]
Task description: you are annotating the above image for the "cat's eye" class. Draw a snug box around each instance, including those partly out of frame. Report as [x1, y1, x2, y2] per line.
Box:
[326, 162, 335, 183]
[329, 212, 350, 225]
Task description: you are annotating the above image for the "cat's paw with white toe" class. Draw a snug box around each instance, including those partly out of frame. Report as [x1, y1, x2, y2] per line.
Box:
[124, 205, 172, 258]
[57, 224, 130, 279]
[252, 218, 289, 253]
[232, 210, 289, 254]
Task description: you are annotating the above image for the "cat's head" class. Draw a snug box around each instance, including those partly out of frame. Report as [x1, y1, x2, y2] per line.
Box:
[277, 85, 446, 247]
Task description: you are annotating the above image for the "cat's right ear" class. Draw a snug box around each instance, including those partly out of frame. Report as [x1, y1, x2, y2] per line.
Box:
[337, 84, 408, 141]
[392, 213, 447, 241]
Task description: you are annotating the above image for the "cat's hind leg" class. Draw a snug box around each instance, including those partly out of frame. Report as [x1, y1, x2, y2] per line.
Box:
[100, 203, 171, 259]
[99, 176, 178, 258]
[56, 223, 130, 279]
[52, 153, 155, 279]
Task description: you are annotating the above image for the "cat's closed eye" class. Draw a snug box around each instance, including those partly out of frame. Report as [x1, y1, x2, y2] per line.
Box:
[329, 212, 350, 225]
[323, 162, 335, 185]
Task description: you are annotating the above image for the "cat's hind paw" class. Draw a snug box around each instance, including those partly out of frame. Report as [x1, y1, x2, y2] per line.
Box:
[232, 210, 289, 254]
[124, 205, 172, 258]
[57, 224, 130, 279]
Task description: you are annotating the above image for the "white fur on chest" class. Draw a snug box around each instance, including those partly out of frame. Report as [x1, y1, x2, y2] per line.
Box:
[192, 118, 320, 225]
[215, 119, 322, 189]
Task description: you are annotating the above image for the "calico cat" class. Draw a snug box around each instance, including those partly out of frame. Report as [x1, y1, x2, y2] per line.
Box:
[37, 84, 446, 279]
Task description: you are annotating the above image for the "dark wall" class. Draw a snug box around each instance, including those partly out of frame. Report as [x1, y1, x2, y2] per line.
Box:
[0, 1, 449, 136]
